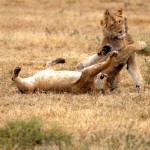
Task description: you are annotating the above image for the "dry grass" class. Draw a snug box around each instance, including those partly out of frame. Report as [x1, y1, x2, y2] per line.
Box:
[0, 0, 150, 149]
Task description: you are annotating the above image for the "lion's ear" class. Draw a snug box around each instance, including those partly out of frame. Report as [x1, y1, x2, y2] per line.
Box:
[117, 9, 123, 16]
[100, 20, 106, 27]
[104, 9, 110, 17]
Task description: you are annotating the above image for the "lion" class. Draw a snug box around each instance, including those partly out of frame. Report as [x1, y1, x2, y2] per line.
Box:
[11, 42, 146, 94]
[76, 9, 143, 92]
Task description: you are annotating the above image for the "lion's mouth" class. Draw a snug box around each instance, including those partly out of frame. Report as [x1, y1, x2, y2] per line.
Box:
[118, 33, 126, 39]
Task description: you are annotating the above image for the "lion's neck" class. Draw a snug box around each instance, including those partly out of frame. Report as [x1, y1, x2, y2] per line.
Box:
[103, 31, 125, 41]
[104, 34, 126, 45]
[102, 32, 128, 51]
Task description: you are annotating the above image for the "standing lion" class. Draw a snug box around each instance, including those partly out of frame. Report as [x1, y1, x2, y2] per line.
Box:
[77, 9, 144, 92]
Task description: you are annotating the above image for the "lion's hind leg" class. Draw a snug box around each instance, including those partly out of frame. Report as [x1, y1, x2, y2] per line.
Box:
[127, 54, 143, 92]
[44, 58, 66, 69]
[110, 41, 146, 92]
[119, 41, 146, 92]
[12, 67, 35, 93]
[12, 67, 21, 81]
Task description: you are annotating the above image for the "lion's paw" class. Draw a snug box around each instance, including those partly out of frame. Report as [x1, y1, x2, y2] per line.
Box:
[135, 41, 147, 50]
[110, 51, 118, 58]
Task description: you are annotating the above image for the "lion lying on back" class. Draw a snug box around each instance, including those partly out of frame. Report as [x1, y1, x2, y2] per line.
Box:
[77, 9, 143, 92]
[12, 42, 146, 94]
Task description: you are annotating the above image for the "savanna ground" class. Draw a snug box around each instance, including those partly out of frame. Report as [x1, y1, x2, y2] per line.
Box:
[0, 0, 150, 149]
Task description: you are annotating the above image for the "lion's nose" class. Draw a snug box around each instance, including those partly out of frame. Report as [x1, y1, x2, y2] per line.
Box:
[119, 30, 123, 34]
[100, 73, 104, 79]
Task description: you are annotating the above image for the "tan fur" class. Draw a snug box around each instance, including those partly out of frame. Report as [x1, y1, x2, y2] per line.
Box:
[12, 40, 146, 94]
[77, 9, 145, 92]
[96, 41, 146, 92]
[12, 51, 118, 94]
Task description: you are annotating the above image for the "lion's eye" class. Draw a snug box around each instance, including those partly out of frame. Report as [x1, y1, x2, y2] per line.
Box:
[118, 20, 122, 24]
[110, 24, 114, 28]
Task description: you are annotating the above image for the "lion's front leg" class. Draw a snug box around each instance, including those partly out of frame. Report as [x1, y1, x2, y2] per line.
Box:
[74, 51, 118, 92]
[127, 53, 143, 92]
[76, 54, 101, 71]
[76, 45, 112, 71]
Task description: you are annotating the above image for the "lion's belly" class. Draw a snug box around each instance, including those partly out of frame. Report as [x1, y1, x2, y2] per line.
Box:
[33, 70, 81, 91]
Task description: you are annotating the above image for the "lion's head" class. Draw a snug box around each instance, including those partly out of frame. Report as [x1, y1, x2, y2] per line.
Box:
[95, 73, 110, 94]
[101, 9, 128, 39]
